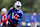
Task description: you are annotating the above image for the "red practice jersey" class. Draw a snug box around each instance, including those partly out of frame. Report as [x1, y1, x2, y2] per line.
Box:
[1, 13, 9, 24]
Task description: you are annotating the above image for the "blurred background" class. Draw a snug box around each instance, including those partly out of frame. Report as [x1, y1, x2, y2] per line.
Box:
[0, 0, 40, 27]
[0, 0, 40, 13]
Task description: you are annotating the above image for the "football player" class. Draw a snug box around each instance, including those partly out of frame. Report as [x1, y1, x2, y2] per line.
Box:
[5, 1, 23, 27]
[1, 8, 9, 27]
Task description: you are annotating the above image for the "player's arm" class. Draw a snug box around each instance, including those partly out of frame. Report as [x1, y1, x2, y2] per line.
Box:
[5, 7, 12, 20]
[5, 10, 11, 18]
[17, 14, 23, 21]
[31, 16, 34, 23]
[17, 10, 23, 21]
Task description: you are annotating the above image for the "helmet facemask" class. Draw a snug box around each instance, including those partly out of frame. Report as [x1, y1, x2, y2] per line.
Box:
[15, 5, 21, 10]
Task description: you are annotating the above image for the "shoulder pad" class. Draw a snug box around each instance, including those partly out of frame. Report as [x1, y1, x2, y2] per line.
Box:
[9, 7, 13, 10]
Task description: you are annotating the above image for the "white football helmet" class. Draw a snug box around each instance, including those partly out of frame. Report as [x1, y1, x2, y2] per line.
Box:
[1, 8, 7, 14]
[14, 1, 22, 10]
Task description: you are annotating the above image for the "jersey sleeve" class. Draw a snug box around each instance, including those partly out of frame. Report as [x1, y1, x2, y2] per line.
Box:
[5, 7, 13, 18]
[19, 10, 23, 18]
[17, 10, 23, 21]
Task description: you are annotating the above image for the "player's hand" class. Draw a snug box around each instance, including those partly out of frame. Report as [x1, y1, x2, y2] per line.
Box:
[15, 14, 20, 20]
[6, 21, 8, 25]
[31, 22, 34, 25]
[17, 15, 20, 17]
